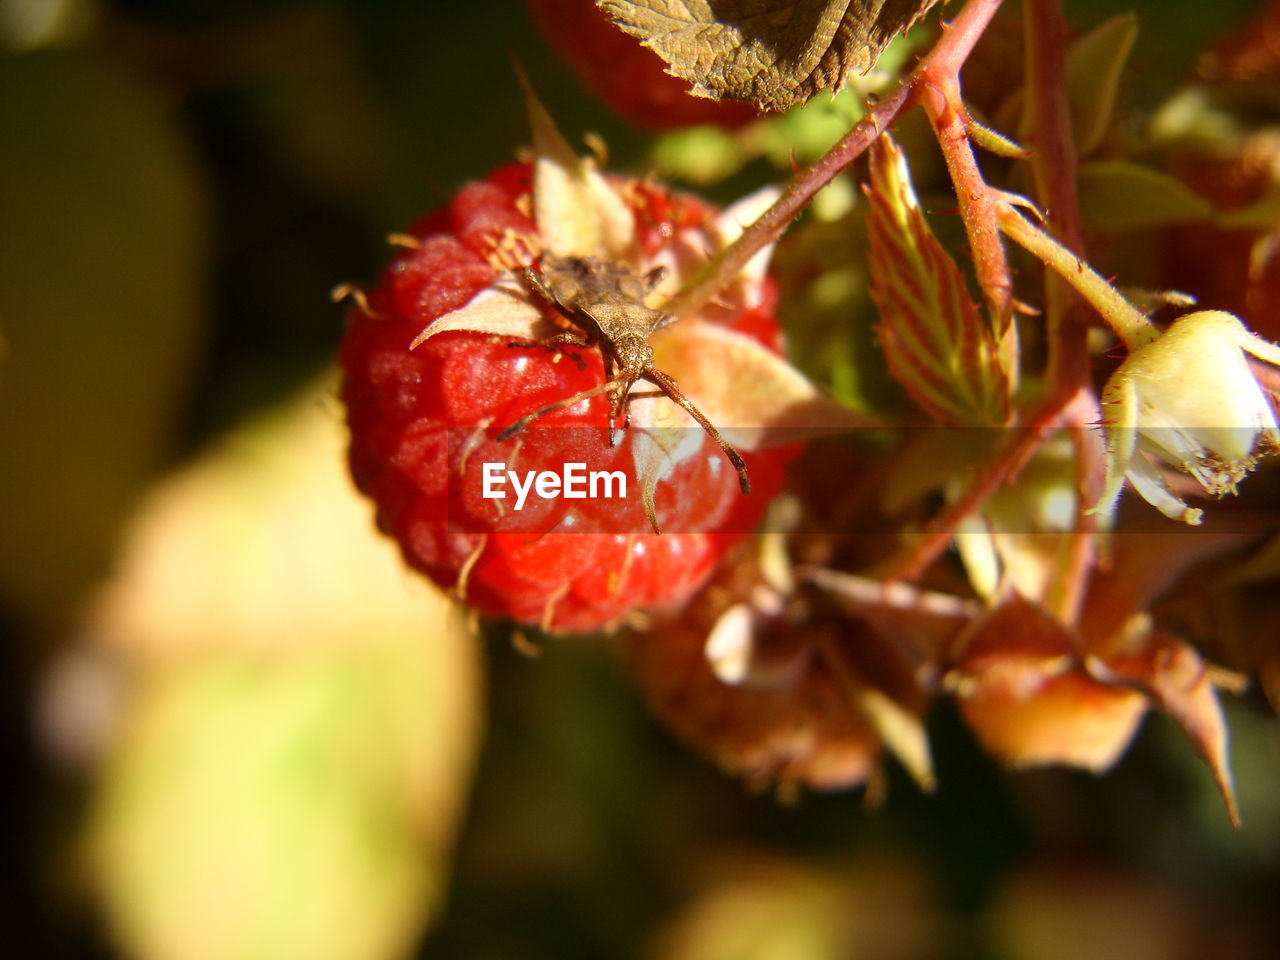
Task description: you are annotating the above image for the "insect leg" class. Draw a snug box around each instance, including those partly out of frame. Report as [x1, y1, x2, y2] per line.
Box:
[506, 330, 590, 369]
[642, 368, 751, 494]
[498, 380, 618, 442]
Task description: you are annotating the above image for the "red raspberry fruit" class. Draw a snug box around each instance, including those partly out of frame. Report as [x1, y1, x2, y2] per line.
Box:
[525, 0, 759, 130]
[340, 164, 789, 633]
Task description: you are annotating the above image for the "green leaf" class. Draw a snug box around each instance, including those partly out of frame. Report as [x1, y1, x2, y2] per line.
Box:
[1077, 159, 1214, 233]
[1217, 189, 1280, 229]
[1065, 12, 1138, 157]
[865, 136, 1011, 426]
[598, 0, 939, 111]
[651, 125, 748, 185]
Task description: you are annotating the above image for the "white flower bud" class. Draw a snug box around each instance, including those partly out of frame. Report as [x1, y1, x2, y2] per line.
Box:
[1098, 311, 1280, 524]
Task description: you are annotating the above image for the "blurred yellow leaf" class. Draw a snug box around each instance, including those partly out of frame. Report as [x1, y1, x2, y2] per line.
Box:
[84, 378, 483, 960]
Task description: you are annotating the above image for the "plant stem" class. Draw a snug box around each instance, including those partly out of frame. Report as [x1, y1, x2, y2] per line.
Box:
[672, 0, 1008, 319]
[996, 204, 1159, 350]
[878, 394, 1070, 583]
[916, 78, 1014, 331]
[1023, 0, 1087, 373]
[1023, 0, 1094, 623]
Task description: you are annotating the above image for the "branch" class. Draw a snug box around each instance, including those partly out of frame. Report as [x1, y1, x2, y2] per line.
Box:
[672, 0, 1008, 319]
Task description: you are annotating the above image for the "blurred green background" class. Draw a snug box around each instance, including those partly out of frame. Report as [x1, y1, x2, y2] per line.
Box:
[2, 0, 1279, 958]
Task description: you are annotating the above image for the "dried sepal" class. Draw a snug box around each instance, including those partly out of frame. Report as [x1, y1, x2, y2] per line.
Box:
[946, 598, 1148, 773]
[1089, 635, 1241, 826]
[409, 277, 550, 348]
[517, 65, 635, 259]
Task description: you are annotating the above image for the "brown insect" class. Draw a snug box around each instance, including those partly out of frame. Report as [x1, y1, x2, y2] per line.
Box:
[498, 254, 750, 512]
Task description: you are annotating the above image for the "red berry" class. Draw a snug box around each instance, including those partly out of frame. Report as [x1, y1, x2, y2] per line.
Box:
[340, 164, 790, 633]
[525, 0, 759, 130]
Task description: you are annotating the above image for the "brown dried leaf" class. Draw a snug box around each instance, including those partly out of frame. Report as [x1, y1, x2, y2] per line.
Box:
[1092, 637, 1241, 827]
[599, 0, 938, 110]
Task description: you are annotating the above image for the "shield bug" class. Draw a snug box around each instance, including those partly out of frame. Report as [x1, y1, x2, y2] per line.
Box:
[498, 254, 750, 530]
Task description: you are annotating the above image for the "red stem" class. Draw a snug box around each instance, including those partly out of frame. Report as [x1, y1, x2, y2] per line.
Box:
[877, 396, 1069, 583]
[916, 78, 1014, 330]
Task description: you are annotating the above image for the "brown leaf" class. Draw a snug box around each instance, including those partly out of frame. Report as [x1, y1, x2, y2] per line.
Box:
[1091, 636, 1241, 826]
[599, 0, 939, 111]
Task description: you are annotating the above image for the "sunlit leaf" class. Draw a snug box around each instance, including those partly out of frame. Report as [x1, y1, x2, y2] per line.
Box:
[599, 0, 939, 110]
[85, 379, 483, 960]
[865, 135, 1010, 426]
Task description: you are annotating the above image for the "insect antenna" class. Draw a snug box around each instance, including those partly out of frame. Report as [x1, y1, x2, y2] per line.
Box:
[498, 379, 618, 441]
[642, 368, 750, 494]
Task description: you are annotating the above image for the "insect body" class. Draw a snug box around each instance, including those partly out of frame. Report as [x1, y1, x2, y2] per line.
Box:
[498, 255, 750, 525]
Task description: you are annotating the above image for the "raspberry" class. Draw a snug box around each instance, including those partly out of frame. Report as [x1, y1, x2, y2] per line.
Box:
[525, 0, 759, 130]
[340, 164, 790, 633]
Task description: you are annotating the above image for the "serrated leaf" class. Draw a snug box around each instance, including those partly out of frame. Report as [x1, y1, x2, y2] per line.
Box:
[865, 136, 1010, 426]
[518, 67, 634, 259]
[1078, 160, 1214, 233]
[599, 0, 939, 111]
[1066, 12, 1138, 157]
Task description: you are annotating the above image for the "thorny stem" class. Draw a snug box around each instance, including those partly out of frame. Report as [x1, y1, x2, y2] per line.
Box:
[671, 0, 1008, 320]
[996, 204, 1159, 350]
[882, 194, 1157, 585]
[916, 77, 1014, 332]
